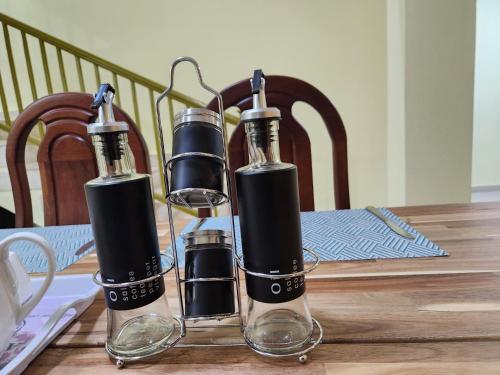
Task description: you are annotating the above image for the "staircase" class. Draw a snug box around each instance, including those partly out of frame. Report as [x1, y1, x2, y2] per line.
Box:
[0, 13, 239, 224]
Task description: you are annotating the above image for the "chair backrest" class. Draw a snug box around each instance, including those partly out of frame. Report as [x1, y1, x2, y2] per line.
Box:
[206, 75, 350, 214]
[7, 92, 151, 227]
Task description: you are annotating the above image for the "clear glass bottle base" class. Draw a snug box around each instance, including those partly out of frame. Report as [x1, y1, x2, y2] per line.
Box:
[244, 308, 313, 354]
[107, 313, 174, 358]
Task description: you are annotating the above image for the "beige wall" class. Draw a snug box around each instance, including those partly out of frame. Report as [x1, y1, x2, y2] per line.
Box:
[386, 0, 406, 206]
[404, 0, 475, 205]
[472, 0, 500, 188]
[387, 0, 476, 206]
[0, 0, 389, 212]
[0, 0, 477, 221]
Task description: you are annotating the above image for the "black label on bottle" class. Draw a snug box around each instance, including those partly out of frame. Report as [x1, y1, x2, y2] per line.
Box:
[85, 176, 165, 310]
[102, 254, 165, 310]
[236, 166, 306, 304]
[246, 265, 306, 303]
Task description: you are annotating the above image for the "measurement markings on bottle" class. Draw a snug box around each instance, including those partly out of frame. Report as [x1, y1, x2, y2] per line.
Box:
[106, 255, 165, 307]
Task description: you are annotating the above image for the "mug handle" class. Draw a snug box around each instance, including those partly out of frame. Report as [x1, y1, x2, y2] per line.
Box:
[0, 232, 56, 323]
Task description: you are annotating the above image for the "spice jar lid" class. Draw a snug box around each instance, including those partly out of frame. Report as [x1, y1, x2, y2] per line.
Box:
[174, 108, 221, 130]
[182, 229, 232, 249]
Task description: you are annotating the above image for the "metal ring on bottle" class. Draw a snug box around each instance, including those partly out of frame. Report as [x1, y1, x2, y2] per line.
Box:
[167, 188, 229, 209]
[243, 317, 323, 359]
[92, 253, 175, 288]
[164, 156, 229, 209]
[173, 108, 222, 132]
[166, 151, 226, 170]
[235, 248, 320, 280]
[180, 276, 236, 283]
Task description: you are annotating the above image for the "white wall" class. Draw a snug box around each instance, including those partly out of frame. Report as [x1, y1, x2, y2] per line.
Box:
[472, 0, 500, 188]
[385, 0, 476, 206]
[0, 0, 390, 213]
[386, 0, 406, 206]
[0, 0, 477, 223]
[404, 0, 475, 205]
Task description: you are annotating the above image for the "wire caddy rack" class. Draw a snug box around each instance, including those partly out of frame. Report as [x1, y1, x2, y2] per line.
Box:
[102, 56, 324, 367]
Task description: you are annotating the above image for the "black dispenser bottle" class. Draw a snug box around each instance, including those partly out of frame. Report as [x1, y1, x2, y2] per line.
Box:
[84, 84, 175, 359]
[236, 71, 313, 354]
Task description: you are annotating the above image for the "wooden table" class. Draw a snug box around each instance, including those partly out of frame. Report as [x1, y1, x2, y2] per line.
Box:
[25, 203, 500, 374]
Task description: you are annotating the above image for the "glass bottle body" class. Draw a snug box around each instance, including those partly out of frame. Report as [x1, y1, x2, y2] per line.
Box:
[237, 119, 313, 354]
[85, 131, 175, 358]
[106, 294, 175, 357]
[91, 132, 135, 179]
[244, 295, 313, 353]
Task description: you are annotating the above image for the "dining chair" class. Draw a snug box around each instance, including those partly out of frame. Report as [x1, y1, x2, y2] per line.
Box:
[6, 92, 151, 227]
[206, 75, 350, 215]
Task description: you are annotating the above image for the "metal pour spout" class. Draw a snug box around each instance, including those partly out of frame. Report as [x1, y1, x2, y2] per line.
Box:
[88, 83, 132, 175]
[251, 69, 267, 110]
[92, 83, 117, 124]
[241, 69, 281, 122]
[88, 83, 128, 136]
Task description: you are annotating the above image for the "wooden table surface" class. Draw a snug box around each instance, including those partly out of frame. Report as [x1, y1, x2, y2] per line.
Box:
[25, 202, 500, 374]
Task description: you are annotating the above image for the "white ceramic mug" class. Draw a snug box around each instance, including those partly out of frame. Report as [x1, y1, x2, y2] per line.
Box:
[0, 233, 56, 353]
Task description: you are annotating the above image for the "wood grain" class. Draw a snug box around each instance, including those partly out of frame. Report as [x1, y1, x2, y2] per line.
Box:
[26, 342, 500, 375]
[26, 203, 500, 373]
[50, 272, 500, 347]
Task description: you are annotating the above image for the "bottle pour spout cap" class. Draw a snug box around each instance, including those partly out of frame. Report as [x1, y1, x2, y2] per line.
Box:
[240, 70, 281, 123]
[88, 83, 129, 135]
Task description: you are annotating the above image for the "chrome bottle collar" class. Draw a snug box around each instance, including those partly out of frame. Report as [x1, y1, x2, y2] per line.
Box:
[174, 108, 222, 131]
[182, 229, 232, 248]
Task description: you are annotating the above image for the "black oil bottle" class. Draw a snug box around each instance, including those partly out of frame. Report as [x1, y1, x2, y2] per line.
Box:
[236, 71, 313, 354]
[84, 83, 175, 360]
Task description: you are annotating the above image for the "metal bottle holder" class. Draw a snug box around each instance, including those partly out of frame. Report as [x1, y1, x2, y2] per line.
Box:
[94, 57, 323, 367]
[155, 57, 245, 336]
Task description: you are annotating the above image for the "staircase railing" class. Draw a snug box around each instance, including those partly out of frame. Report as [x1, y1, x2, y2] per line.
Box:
[0, 13, 239, 214]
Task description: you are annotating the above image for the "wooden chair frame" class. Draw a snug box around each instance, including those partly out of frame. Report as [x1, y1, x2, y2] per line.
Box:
[206, 75, 349, 213]
[6, 92, 151, 227]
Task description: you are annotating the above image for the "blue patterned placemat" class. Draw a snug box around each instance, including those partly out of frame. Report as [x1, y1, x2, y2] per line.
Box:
[0, 225, 95, 273]
[3, 208, 447, 273]
[171, 208, 447, 267]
